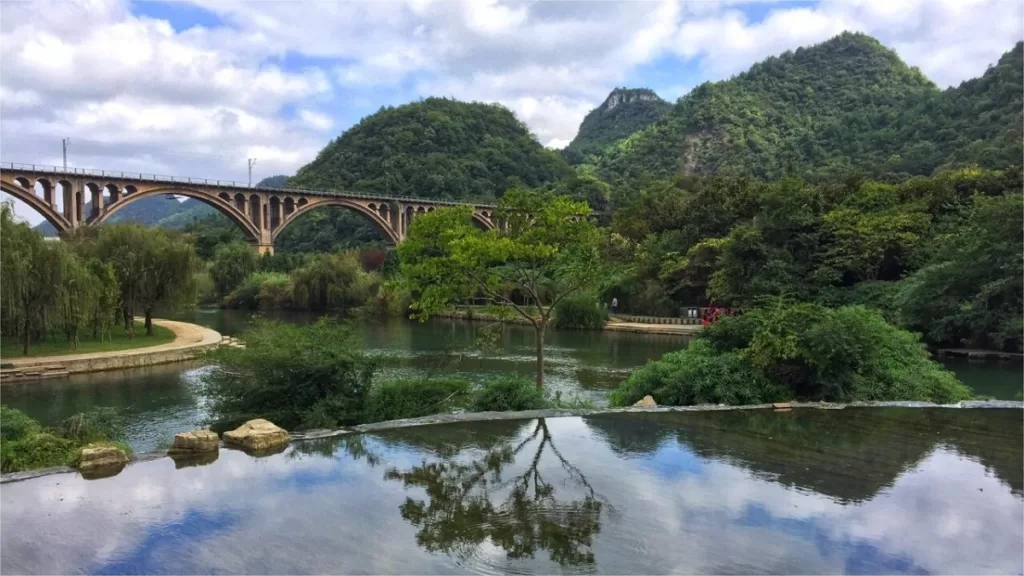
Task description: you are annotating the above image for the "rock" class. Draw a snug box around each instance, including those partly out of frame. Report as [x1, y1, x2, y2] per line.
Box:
[167, 430, 219, 455]
[222, 419, 289, 452]
[77, 445, 129, 476]
[633, 395, 657, 408]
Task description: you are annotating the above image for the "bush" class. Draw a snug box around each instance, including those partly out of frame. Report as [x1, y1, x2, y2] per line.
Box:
[1, 433, 76, 473]
[59, 408, 125, 444]
[553, 293, 608, 330]
[201, 317, 377, 430]
[291, 252, 380, 312]
[364, 378, 470, 423]
[609, 340, 786, 406]
[1, 405, 41, 441]
[371, 283, 412, 317]
[0, 406, 130, 473]
[611, 301, 973, 407]
[223, 272, 292, 309]
[472, 375, 548, 412]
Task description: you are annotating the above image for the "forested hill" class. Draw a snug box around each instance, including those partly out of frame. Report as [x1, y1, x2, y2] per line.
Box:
[597, 33, 1023, 184]
[562, 88, 670, 164]
[289, 98, 571, 200]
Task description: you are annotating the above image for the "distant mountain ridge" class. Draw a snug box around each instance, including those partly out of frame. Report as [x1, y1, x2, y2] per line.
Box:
[562, 88, 671, 163]
[593, 33, 1023, 183]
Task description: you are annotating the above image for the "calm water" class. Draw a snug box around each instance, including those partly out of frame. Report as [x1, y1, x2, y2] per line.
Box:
[2, 408, 1021, 574]
[1, 310, 1020, 452]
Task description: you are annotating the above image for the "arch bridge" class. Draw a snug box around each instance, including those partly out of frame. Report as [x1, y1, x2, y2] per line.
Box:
[0, 162, 497, 253]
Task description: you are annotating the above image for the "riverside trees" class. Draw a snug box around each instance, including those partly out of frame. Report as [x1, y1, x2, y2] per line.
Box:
[0, 203, 198, 354]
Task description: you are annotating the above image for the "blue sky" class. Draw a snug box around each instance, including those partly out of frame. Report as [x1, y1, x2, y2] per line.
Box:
[1, 0, 1021, 224]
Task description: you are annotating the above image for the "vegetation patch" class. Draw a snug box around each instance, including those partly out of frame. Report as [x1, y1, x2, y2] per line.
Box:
[610, 302, 973, 407]
[472, 376, 550, 412]
[0, 406, 130, 473]
[553, 293, 609, 330]
[364, 378, 471, 423]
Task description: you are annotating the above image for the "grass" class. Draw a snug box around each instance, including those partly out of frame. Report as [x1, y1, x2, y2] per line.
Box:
[0, 322, 175, 358]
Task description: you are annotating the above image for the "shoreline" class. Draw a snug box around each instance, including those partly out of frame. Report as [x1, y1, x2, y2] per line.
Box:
[0, 319, 223, 382]
[3, 399, 1019, 484]
[434, 309, 702, 335]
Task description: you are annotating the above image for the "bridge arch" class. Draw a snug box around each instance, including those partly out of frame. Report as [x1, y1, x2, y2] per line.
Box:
[92, 186, 262, 242]
[272, 197, 400, 245]
[0, 179, 72, 233]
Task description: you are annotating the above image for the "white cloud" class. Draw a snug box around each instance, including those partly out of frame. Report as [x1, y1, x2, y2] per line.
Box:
[2, 0, 1021, 225]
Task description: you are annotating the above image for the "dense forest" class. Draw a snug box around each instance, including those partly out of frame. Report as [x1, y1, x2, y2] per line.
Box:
[561, 88, 670, 164]
[595, 33, 1023, 184]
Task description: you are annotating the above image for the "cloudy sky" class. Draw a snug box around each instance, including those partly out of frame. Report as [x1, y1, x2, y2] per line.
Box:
[1, 0, 1021, 223]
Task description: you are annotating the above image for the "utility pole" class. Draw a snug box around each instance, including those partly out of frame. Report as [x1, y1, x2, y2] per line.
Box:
[62, 138, 70, 170]
[248, 158, 257, 187]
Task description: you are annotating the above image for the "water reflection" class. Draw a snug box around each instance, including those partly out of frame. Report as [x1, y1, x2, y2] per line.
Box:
[384, 419, 604, 570]
[1, 410, 1021, 574]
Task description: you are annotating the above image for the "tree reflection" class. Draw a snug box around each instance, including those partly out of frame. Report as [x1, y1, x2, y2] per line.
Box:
[384, 418, 603, 568]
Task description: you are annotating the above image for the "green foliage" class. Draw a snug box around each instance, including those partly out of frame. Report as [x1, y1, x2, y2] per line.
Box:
[1, 433, 77, 473]
[363, 378, 471, 423]
[597, 34, 1021, 184]
[184, 214, 247, 260]
[471, 375, 549, 412]
[612, 303, 972, 407]
[210, 242, 259, 297]
[223, 271, 292, 310]
[59, 408, 126, 444]
[399, 188, 605, 387]
[553, 293, 608, 330]
[897, 193, 1024, 351]
[291, 251, 380, 312]
[563, 88, 671, 162]
[201, 318, 377, 430]
[0, 406, 129, 473]
[290, 97, 571, 199]
[0, 405, 41, 442]
[609, 339, 785, 407]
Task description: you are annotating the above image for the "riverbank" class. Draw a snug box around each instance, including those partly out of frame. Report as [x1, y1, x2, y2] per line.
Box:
[435, 308, 702, 335]
[2, 399, 1020, 484]
[0, 319, 222, 382]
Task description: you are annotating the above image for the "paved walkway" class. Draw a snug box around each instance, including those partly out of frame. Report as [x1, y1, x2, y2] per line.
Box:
[604, 319, 701, 335]
[3, 319, 222, 373]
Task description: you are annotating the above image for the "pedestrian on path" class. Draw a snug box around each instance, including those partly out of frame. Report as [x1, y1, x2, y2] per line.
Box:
[611, 297, 618, 314]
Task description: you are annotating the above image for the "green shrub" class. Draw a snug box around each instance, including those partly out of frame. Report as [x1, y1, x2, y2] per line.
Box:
[371, 283, 412, 317]
[472, 375, 548, 412]
[202, 317, 377, 430]
[364, 378, 470, 423]
[291, 252, 380, 312]
[1, 433, 77, 473]
[553, 293, 608, 330]
[1, 406, 41, 442]
[611, 301, 974, 407]
[59, 408, 125, 444]
[609, 340, 786, 407]
[224, 272, 291, 309]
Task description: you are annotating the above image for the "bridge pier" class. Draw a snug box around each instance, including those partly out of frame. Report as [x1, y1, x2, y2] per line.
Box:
[256, 243, 274, 255]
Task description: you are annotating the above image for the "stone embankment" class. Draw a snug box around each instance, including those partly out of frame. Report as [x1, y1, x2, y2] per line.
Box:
[0, 319, 224, 382]
[2, 400, 1020, 484]
[435, 308, 702, 335]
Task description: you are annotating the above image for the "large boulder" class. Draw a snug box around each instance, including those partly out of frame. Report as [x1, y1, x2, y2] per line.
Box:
[223, 419, 289, 452]
[633, 395, 657, 408]
[167, 430, 219, 455]
[77, 444, 129, 478]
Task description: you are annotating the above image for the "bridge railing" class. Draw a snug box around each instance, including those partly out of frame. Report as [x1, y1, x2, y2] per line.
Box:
[0, 161, 497, 208]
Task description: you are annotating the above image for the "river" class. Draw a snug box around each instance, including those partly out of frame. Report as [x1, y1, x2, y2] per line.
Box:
[1, 309, 1020, 452]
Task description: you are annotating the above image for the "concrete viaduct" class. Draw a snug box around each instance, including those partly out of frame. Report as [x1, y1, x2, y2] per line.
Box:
[0, 163, 497, 254]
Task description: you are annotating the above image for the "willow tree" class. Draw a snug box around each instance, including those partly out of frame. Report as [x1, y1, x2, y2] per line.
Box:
[399, 188, 603, 388]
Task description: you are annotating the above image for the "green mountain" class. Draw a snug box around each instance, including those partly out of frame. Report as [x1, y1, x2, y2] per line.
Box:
[33, 195, 215, 236]
[289, 97, 572, 200]
[597, 33, 1023, 184]
[562, 88, 670, 164]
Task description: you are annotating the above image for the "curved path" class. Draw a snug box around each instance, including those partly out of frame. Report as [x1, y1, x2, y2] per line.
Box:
[1, 319, 222, 380]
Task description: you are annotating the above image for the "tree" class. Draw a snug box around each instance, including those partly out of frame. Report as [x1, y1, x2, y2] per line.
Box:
[0, 204, 64, 354]
[209, 241, 258, 297]
[400, 189, 604, 388]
